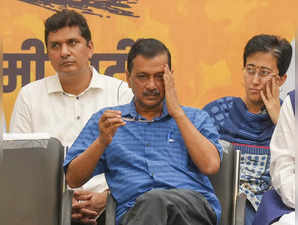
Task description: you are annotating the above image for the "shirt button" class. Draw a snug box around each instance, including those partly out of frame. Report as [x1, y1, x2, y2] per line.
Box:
[76, 96, 79, 100]
[77, 116, 80, 120]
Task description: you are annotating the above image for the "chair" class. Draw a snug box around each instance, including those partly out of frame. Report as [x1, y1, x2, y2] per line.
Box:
[0, 136, 72, 225]
[208, 139, 246, 225]
[104, 140, 246, 225]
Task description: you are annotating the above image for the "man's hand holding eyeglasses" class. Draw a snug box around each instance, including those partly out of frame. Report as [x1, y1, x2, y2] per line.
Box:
[98, 110, 126, 146]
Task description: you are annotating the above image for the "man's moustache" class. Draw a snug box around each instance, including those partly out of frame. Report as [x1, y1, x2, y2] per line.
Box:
[143, 90, 160, 96]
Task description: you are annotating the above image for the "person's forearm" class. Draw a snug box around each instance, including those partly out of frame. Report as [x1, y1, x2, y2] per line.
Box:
[173, 111, 220, 175]
[279, 173, 295, 208]
[66, 137, 107, 188]
[271, 157, 295, 208]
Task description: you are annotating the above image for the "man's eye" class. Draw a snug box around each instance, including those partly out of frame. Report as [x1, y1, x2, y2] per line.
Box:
[137, 74, 146, 79]
[156, 75, 164, 80]
[50, 43, 59, 49]
[69, 40, 78, 46]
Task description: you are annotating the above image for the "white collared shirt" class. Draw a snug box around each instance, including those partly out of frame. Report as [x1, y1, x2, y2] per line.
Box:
[270, 95, 295, 209]
[10, 67, 133, 192]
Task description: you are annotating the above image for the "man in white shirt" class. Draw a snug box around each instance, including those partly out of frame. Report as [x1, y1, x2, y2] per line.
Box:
[10, 9, 133, 225]
[270, 91, 295, 225]
[253, 91, 295, 225]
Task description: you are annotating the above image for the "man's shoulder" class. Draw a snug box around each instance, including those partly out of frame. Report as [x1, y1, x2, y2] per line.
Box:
[181, 105, 203, 113]
[19, 75, 57, 95]
[93, 72, 119, 81]
[93, 72, 129, 87]
[181, 105, 210, 119]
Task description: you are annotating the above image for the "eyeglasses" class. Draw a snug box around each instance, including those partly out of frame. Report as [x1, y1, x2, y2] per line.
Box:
[122, 117, 154, 123]
[244, 65, 277, 79]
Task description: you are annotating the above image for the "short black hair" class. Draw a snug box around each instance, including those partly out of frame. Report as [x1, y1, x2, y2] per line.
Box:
[243, 34, 292, 76]
[127, 38, 171, 73]
[44, 9, 91, 47]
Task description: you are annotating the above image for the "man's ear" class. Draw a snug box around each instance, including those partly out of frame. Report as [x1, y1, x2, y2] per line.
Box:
[87, 40, 94, 59]
[126, 70, 132, 88]
[277, 74, 287, 87]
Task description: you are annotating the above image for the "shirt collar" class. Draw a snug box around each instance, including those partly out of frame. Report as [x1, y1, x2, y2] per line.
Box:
[46, 75, 63, 94]
[46, 66, 104, 94]
[121, 99, 170, 121]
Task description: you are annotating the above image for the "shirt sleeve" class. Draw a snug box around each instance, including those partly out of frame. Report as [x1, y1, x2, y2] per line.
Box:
[9, 88, 33, 133]
[118, 81, 134, 105]
[194, 109, 223, 160]
[270, 96, 295, 208]
[63, 111, 107, 177]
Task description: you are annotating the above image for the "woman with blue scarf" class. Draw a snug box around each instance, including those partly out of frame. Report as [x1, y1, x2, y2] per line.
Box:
[203, 34, 292, 225]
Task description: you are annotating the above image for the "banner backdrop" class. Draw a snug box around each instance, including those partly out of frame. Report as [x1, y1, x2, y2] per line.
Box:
[1, 0, 297, 129]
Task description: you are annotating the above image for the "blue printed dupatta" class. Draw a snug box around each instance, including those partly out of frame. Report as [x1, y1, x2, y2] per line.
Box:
[203, 97, 275, 210]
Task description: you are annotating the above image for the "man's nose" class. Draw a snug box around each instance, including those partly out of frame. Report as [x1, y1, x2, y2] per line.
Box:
[60, 44, 70, 58]
[146, 77, 157, 89]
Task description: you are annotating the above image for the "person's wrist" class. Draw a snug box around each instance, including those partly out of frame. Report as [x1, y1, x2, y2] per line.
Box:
[96, 136, 110, 148]
[171, 107, 185, 120]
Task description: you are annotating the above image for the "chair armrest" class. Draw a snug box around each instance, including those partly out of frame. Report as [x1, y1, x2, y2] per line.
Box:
[235, 193, 247, 225]
[60, 190, 73, 225]
[105, 193, 117, 225]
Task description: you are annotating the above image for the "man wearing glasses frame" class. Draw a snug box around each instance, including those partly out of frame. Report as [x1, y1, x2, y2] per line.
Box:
[203, 34, 292, 225]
